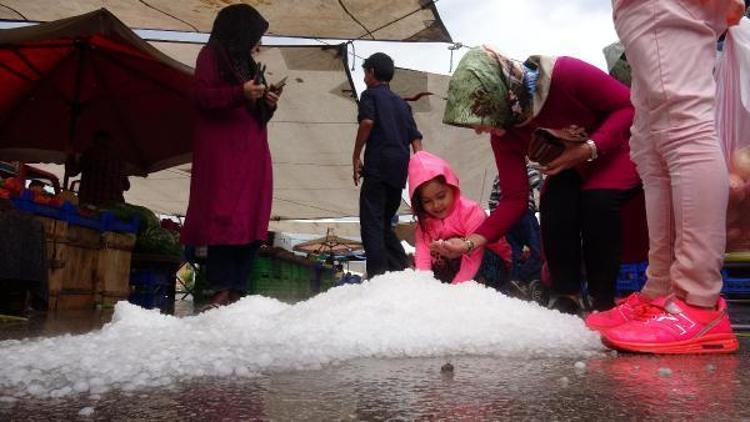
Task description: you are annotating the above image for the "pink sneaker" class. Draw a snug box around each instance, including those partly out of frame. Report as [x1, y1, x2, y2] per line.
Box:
[585, 292, 652, 332]
[601, 296, 739, 354]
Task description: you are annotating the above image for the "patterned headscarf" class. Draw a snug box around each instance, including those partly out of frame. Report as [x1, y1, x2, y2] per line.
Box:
[443, 46, 531, 129]
[603, 42, 631, 87]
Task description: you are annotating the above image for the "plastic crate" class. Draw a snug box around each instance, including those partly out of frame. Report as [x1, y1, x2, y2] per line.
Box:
[615, 262, 648, 295]
[130, 270, 170, 287]
[129, 285, 172, 312]
[725, 251, 750, 263]
[129, 269, 174, 313]
[11, 190, 68, 220]
[100, 212, 139, 234]
[722, 263, 750, 295]
[11, 191, 138, 234]
[616, 260, 750, 297]
[66, 212, 104, 231]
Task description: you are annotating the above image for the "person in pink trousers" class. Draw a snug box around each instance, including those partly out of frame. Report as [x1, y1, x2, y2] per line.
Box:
[587, 0, 745, 354]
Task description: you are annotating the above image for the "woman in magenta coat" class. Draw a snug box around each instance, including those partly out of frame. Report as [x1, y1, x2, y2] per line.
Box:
[181, 4, 281, 308]
[438, 46, 641, 315]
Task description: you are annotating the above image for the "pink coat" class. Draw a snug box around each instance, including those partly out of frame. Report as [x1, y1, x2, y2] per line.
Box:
[181, 46, 273, 246]
[408, 151, 511, 284]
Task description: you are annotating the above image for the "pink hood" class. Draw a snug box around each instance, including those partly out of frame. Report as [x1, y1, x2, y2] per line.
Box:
[408, 151, 511, 284]
[408, 151, 461, 205]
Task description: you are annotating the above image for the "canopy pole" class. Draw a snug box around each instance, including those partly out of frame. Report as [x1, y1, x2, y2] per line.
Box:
[64, 38, 86, 190]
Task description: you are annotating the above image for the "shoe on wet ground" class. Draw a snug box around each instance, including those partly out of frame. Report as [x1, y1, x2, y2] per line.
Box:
[600, 296, 738, 354]
[195, 290, 231, 314]
[500, 279, 549, 306]
[585, 292, 652, 332]
[549, 295, 582, 316]
[527, 279, 550, 307]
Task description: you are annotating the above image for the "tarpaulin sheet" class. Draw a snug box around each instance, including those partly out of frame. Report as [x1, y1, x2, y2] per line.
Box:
[29, 43, 496, 222]
[0, 9, 195, 175]
[0, 1, 451, 42]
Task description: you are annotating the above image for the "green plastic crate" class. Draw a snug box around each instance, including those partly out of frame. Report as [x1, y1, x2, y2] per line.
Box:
[193, 253, 336, 304]
[726, 251, 750, 264]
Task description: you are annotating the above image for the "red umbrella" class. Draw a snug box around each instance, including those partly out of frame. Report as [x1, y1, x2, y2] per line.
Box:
[0, 8, 195, 177]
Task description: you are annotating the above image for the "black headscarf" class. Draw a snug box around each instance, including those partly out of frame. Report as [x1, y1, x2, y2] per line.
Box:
[208, 4, 268, 84]
[208, 4, 272, 122]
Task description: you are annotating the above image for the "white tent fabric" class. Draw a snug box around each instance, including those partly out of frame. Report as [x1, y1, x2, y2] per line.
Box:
[30, 43, 497, 223]
[0, 1, 451, 42]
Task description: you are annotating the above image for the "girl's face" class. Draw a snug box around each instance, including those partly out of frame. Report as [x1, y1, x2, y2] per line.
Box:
[420, 178, 455, 219]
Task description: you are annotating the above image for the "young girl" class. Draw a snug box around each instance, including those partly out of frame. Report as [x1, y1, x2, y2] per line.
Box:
[409, 151, 510, 285]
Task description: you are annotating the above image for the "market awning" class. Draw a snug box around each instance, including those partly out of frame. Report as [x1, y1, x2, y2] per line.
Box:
[127, 62, 496, 218]
[0, 9, 195, 175]
[31, 43, 496, 220]
[0, 0, 452, 42]
[32, 42, 363, 219]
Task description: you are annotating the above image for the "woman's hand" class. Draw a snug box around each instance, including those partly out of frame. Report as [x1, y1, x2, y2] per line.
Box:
[430, 238, 467, 259]
[264, 91, 280, 109]
[243, 79, 266, 101]
[543, 142, 593, 176]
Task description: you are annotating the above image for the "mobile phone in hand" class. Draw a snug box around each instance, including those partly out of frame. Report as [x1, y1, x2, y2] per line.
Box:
[270, 76, 288, 94]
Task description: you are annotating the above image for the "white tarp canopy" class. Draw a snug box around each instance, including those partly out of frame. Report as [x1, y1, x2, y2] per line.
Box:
[31, 43, 496, 223]
[0, 1, 451, 42]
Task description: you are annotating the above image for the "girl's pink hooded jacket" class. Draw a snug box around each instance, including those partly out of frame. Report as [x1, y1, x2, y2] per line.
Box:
[408, 151, 511, 284]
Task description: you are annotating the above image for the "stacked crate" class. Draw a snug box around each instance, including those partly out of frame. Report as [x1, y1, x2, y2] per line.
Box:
[35, 216, 135, 311]
[617, 254, 750, 297]
[723, 252, 750, 297]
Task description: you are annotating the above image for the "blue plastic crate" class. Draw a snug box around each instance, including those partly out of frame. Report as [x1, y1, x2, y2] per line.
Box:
[66, 212, 104, 231]
[616, 261, 750, 296]
[11, 190, 67, 220]
[129, 269, 174, 313]
[129, 284, 172, 311]
[100, 212, 140, 234]
[722, 263, 750, 295]
[130, 269, 170, 287]
[11, 190, 138, 234]
[616, 262, 647, 295]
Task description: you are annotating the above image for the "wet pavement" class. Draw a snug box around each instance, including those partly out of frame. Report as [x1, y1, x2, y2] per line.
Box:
[1, 300, 749, 421]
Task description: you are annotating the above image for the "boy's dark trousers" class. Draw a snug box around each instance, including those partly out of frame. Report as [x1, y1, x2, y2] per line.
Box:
[359, 177, 408, 278]
[505, 209, 543, 282]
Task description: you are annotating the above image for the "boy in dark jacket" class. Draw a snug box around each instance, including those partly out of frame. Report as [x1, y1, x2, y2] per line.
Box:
[352, 53, 423, 278]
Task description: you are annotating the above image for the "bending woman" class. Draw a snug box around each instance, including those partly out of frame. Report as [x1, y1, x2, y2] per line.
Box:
[437, 46, 640, 314]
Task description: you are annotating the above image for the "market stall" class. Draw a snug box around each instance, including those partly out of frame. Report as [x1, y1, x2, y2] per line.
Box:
[0, 9, 194, 313]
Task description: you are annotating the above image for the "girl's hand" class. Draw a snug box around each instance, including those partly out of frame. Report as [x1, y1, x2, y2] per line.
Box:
[543, 142, 593, 176]
[243, 79, 266, 101]
[264, 91, 280, 109]
[430, 238, 467, 259]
